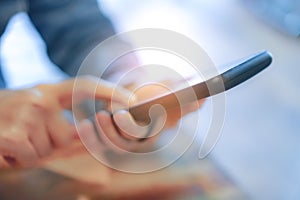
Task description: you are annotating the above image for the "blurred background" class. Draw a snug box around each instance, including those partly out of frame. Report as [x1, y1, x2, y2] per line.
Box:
[0, 0, 299, 199]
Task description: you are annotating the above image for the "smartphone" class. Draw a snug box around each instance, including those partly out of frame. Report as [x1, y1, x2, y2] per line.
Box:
[128, 51, 272, 123]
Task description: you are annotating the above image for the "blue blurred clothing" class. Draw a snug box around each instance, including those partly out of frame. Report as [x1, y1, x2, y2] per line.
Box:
[0, 0, 116, 88]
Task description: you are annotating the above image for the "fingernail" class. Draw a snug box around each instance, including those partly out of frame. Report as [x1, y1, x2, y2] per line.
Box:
[112, 110, 130, 125]
[81, 119, 92, 126]
[97, 110, 110, 116]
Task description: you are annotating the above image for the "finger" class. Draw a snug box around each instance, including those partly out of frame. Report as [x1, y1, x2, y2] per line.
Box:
[115, 110, 166, 142]
[13, 140, 39, 167]
[47, 112, 74, 148]
[49, 76, 134, 108]
[28, 121, 53, 158]
[112, 110, 152, 141]
[0, 134, 39, 167]
[95, 111, 135, 153]
[77, 119, 106, 153]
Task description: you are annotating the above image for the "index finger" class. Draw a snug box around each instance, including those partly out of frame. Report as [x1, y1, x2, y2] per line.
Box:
[44, 76, 134, 109]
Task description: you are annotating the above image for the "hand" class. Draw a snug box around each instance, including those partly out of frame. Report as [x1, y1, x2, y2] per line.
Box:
[81, 81, 204, 154]
[79, 55, 205, 153]
[0, 76, 130, 168]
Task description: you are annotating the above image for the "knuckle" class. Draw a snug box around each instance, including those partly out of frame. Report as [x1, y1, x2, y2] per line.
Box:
[19, 89, 51, 112]
[32, 99, 51, 114]
[29, 92, 53, 113]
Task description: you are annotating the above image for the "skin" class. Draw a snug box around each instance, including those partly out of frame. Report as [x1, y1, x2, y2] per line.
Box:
[81, 82, 205, 154]
[0, 76, 131, 168]
[0, 76, 204, 168]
